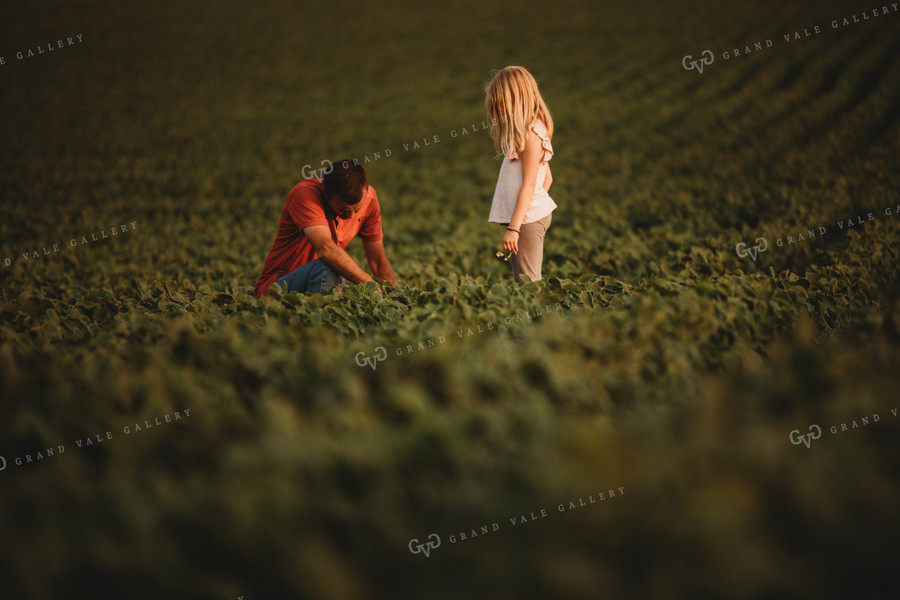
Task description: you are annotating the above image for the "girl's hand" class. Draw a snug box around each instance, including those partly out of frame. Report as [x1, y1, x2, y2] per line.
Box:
[503, 229, 519, 254]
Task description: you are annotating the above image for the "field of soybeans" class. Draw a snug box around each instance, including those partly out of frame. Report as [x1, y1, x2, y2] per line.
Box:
[1, 0, 899, 598]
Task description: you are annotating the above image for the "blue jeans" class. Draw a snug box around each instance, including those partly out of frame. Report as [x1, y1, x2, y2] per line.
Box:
[274, 259, 343, 294]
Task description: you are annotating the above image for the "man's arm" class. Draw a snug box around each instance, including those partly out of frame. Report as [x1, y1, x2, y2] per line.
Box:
[362, 239, 397, 287]
[303, 225, 374, 284]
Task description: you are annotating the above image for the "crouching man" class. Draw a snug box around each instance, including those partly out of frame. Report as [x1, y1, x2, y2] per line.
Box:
[255, 159, 397, 298]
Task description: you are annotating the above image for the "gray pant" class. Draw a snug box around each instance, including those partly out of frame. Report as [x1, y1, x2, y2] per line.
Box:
[511, 212, 552, 283]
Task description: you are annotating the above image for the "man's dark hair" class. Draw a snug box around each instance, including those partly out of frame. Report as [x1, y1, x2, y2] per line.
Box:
[323, 159, 368, 205]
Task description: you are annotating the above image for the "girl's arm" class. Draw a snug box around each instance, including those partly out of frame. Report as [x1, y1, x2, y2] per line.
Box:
[543, 163, 553, 192]
[503, 131, 543, 254]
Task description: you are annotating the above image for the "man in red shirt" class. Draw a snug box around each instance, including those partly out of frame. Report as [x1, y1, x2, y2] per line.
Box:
[255, 159, 397, 299]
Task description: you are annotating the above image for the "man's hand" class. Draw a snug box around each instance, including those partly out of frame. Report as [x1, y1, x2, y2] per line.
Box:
[362, 239, 397, 287]
[303, 225, 374, 284]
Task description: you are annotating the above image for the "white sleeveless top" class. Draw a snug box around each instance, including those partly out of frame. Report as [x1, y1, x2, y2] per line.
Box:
[488, 120, 557, 225]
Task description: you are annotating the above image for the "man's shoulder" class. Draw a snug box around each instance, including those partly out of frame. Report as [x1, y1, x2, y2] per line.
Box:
[291, 177, 324, 194]
[287, 178, 325, 205]
[365, 184, 379, 205]
[360, 186, 381, 222]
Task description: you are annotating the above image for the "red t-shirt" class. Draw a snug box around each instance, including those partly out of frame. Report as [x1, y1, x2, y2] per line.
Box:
[255, 178, 384, 298]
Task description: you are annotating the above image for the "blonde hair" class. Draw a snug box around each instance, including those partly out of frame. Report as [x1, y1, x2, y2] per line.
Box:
[484, 66, 554, 159]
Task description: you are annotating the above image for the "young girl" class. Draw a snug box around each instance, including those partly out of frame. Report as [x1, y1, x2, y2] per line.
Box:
[485, 66, 556, 283]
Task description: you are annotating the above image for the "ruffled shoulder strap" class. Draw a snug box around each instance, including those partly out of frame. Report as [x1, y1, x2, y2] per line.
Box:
[532, 120, 554, 163]
[509, 120, 554, 162]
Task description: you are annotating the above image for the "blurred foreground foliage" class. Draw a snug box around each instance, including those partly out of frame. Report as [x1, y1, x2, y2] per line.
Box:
[1, 0, 900, 598]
